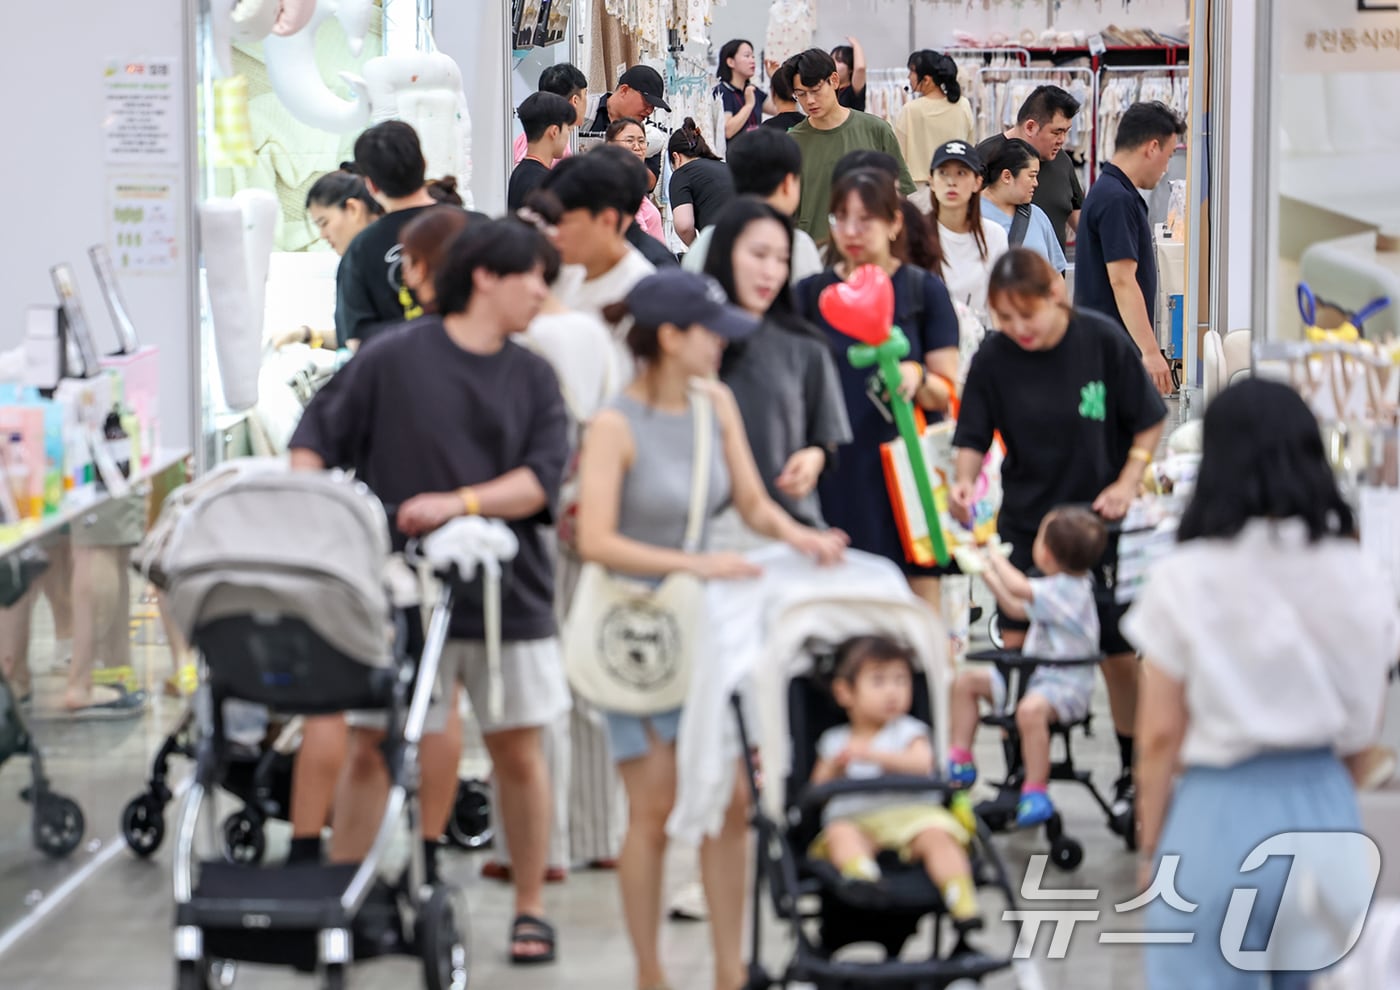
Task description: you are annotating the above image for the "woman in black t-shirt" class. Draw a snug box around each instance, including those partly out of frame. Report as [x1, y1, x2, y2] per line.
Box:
[796, 169, 961, 611]
[950, 247, 1167, 803]
[668, 120, 736, 247]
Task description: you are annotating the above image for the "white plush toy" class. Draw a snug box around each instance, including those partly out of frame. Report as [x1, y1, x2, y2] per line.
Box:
[354, 52, 475, 201]
[264, 0, 371, 135]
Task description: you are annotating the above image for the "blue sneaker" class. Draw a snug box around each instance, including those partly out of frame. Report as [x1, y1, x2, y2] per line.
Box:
[948, 760, 977, 786]
[1016, 790, 1055, 828]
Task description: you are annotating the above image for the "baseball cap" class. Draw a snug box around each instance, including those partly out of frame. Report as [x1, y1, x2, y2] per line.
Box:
[617, 65, 672, 112]
[625, 271, 759, 340]
[931, 139, 983, 174]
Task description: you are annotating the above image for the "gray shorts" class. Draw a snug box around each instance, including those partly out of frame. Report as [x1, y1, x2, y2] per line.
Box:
[348, 637, 571, 736]
[988, 664, 1094, 725]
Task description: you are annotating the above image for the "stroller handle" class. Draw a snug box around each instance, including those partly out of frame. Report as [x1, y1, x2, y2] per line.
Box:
[966, 647, 1105, 669]
[798, 775, 951, 821]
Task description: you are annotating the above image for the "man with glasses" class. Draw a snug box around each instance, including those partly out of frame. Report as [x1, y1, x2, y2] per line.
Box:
[778, 49, 914, 244]
[583, 65, 671, 182]
[976, 85, 1084, 252]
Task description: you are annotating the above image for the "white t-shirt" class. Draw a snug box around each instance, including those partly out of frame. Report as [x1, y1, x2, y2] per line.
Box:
[515, 309, 618, 421]
[815, 713, 939, 822]
[937, 218, 1009, 321]
[1121, 519, 1400, 769]
[555, 248, 655, 389]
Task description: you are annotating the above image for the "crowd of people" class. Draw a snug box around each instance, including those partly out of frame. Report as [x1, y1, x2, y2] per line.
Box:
[268, 38, 1398, 990]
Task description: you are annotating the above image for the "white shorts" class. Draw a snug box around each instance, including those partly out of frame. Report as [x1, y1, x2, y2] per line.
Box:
[348, 637, 571, 736]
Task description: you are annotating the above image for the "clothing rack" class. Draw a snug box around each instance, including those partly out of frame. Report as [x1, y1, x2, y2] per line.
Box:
[1098, 65, 1191, 164]
[974, 65, 1096, 183]
[864, 68, 914, 123]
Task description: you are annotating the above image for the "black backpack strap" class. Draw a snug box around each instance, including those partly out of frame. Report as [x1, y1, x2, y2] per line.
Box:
[1009, 204, 1032, 248]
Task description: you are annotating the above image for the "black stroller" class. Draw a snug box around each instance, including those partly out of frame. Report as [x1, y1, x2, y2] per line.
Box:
[0, 545, 86, 859]
[153, 465, 508, 989]
[733, 586, 1027, 989]
[121, 704, 493, 864]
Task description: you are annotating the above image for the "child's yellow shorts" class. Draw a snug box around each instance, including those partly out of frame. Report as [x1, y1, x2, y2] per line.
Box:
[809, 803, 970, 862]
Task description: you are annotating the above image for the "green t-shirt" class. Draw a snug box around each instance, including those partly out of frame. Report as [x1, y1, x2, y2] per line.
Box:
[789, 110, 916, 244]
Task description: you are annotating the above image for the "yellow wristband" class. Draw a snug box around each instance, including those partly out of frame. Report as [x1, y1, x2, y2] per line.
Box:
[1127, 446, 1153, 465]
[457, 487, 481, 516]
[309, 330, 324, 350]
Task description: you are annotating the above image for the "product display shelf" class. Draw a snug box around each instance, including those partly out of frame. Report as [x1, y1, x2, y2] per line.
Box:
[0, 448, 190, 560]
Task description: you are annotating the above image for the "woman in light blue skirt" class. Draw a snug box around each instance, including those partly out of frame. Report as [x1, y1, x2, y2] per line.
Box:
[1123, 379, 1400, 990]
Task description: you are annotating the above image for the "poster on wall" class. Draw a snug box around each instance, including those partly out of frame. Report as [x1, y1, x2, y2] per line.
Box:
[106, 177, 179, 276]
[102, 56, 179, 165]
[1281, 0, 1400, 73]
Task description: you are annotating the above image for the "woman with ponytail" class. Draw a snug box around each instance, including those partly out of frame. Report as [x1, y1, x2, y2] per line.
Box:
[668, 118, 736, 245]
[895, 50, 975, 191]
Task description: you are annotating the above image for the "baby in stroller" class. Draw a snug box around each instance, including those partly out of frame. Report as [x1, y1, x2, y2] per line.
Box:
[810, 635, 984, 941]
[947, 506, 1106, 827]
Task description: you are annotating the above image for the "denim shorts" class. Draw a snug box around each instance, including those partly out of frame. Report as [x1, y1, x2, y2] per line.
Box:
[603, 707, 682, 764]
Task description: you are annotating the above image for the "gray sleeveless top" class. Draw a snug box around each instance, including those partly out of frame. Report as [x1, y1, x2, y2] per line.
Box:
[612, 392, 730, 558]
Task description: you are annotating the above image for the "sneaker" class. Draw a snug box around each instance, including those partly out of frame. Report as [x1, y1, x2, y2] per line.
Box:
[948, 760, 977, 786]
[1111, 773, 1135, 819]
[1016, 790, 1055, 828]
[667, 880, 708, 922]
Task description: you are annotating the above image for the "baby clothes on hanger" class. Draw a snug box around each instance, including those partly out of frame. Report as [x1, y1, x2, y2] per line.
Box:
[765, 0, 814, 66]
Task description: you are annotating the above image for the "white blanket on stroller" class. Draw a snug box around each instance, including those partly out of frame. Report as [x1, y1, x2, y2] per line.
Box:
[667, 547, 924, 844]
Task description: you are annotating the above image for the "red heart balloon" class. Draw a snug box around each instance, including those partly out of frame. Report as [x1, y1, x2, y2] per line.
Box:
[818, 264, 895, 346]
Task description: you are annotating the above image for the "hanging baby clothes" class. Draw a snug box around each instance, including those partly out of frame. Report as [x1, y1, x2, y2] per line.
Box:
[765, 0, 814, 66]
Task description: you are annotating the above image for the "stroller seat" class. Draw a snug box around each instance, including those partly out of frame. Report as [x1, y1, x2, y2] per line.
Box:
[965, 647, 1135, 871]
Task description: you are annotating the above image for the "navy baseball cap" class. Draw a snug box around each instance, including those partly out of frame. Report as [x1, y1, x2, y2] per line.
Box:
[931, 139, 983, 174]
[618, 65, 671, 112]
[626, 271, 759, 340]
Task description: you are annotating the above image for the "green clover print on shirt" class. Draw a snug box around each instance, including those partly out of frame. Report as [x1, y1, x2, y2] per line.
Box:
[1079, 381, 1107, 422]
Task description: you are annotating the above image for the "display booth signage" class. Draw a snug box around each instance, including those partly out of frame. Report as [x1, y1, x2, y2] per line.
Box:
[1282, 0, 1400, 72]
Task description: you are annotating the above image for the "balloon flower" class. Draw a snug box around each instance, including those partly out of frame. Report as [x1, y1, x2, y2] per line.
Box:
[819, 264, 950, 566]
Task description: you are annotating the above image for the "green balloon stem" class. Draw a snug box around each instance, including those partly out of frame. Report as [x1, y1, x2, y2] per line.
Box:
[848, 326, 950, 567]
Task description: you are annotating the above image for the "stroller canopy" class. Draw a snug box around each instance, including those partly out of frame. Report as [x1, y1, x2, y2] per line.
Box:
[155, 462, 396, 666]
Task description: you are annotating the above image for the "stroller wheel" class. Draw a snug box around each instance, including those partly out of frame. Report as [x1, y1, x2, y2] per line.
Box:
[743, 962, 773, 989]
[988, 611, 1005, 649]
[220, 810, 266, 866]
[445, 778, 492, 851]
[174, 959, 211, 990]
[122, 794, 166, 858]
[418, 883, 470, 990]
[33, 792, 85, 859]
[1049, 835, 1084, 872]
[322, 963, 347, 990]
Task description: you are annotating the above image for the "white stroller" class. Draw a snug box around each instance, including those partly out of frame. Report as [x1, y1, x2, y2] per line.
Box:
[675, 549, 1031, 988]
[155, 462, 512, 990]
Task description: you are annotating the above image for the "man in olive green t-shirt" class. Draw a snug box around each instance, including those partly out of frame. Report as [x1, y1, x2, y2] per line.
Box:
[779, 48, 915, 244]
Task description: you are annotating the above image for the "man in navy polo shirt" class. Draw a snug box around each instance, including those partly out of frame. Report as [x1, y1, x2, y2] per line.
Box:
[1074, 101, 1185, 395]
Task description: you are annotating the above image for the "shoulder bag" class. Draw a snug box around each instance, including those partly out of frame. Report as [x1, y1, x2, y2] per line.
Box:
[563, 388, 713, 716]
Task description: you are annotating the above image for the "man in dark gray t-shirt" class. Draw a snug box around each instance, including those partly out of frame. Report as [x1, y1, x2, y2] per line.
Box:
[977, 85, 1085, 252]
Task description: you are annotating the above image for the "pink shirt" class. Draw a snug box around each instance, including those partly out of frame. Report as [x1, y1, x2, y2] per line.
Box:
[636, 198, 665, 242]
[512, 132, 573, 167]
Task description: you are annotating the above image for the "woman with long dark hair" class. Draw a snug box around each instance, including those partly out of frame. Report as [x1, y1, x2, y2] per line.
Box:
[928, 140, 1008, 320]
[950, 247, 1166, 825]
[1124, 377, 1399, 988]
[714, 38, 775, 139]
[895, 51, 974, 193]
[980, 138, 1066, 272]
[703, 197, 851, 536]
[796, 168, 961, 611]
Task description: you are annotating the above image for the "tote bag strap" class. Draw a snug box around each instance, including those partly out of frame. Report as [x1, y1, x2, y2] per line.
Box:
[680, 386, 714, 554]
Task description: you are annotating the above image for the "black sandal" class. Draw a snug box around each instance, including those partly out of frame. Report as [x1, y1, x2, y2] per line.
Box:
[509, 913, 556, 965]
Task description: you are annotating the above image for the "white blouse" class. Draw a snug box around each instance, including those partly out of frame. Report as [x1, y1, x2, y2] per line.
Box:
[1122, 519, 1400, 769]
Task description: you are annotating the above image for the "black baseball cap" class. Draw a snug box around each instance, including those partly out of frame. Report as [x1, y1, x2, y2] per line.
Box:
[931, 139, 983, 174]
[617, 65, 671, 112]
[626, 271, 759, 340]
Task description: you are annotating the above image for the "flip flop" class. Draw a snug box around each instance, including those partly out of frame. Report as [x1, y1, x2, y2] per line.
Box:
[509, 913, 556, 965]
[481, 862, 567, 884]
[67, 685, 148, 721]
